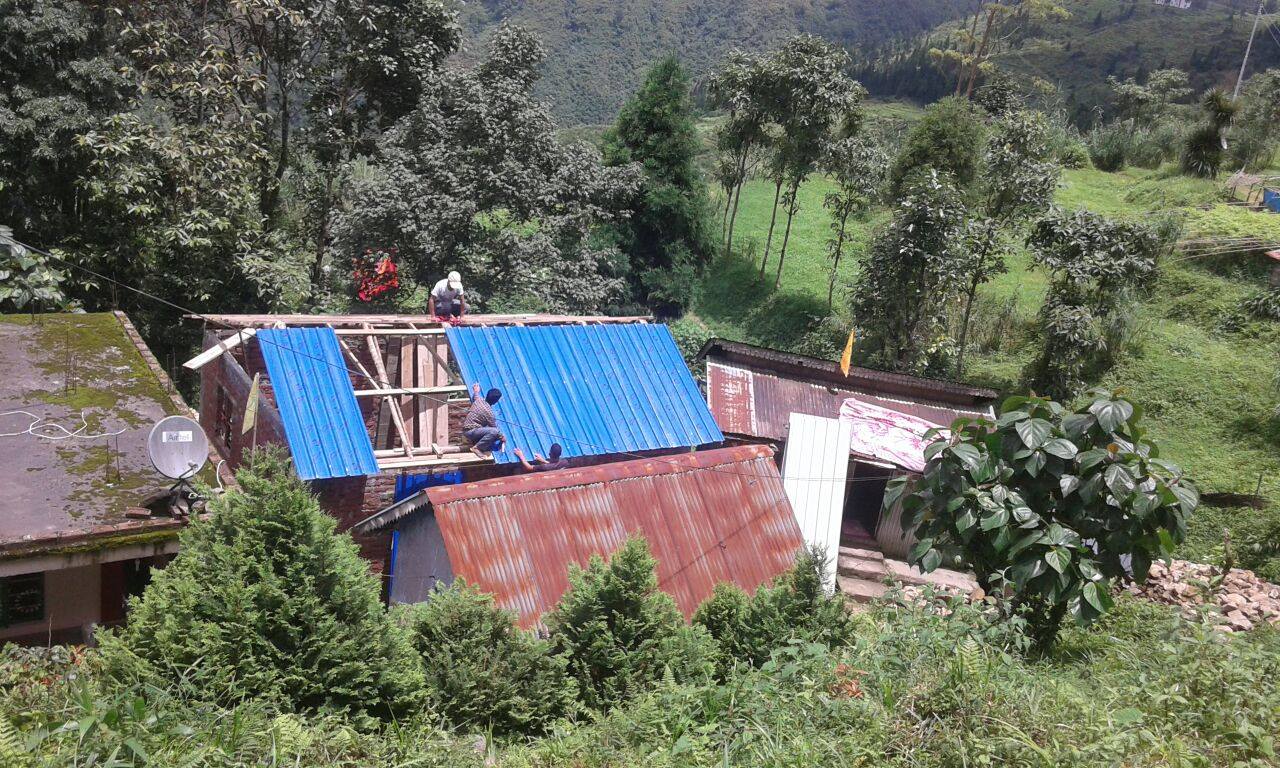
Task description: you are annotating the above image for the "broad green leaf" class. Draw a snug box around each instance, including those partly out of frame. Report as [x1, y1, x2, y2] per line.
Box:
[1025, 450, 1046, 477]
[949, 443, 983, 472]
[980, 507, 1010, 531]
[1059, 474, 1080, 496]
[1061, 412, 1096, 436]
[1015, 418, 1052, 449]
[1042, 438, 1078, 459]
[1170, 484, 1199, 515]
[1103, 464, 1135, 498]
[1077, 448, 1109, 471]
[921, 548, 942, 572]
[1089, 397, 1133, 433]
[1045, 547, 1071, 574]
[956, 509, 977, 533]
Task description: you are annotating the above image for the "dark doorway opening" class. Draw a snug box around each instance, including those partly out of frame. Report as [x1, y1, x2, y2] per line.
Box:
[841, 460, 893, 548]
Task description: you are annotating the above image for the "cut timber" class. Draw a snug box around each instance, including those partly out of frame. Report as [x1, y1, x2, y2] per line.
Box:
[373, 445, 466, 458]
[333, 328, 446, 336]
[188, 313, 651, 328]
[376, 453, 492, 470]
[362, 325, 415, 458]
[352, 385, 465, 397]
[181, 328, 257, 370]
[337, 334, 414, 458]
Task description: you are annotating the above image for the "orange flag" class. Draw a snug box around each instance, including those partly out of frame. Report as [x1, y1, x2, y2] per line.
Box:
[839, 328, 856, 377]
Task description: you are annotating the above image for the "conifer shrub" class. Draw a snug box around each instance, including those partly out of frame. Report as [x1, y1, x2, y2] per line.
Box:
[97, 448, 424, 722]
[1086, 122, 1130, 172]
[401, 582, 576, 736]
[546, 537, 715, 711]
[694, 546, 855, 674]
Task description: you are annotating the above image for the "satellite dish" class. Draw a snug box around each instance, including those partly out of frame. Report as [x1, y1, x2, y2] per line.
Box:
[147, 415, 210, 480]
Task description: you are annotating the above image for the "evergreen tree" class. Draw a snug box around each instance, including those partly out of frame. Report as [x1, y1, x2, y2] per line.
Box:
[547, 537, 715, 712]
[604, 56, 713, 315]
[97, 449, 424, 723]
[403, 582, 576, 736]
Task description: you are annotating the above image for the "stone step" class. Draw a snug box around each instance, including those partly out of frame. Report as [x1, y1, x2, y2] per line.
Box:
[838, 576, 889, 604]
[838, 554, 979, 593]
[838, 555, 889, 582]
[838, 545, 884, 561]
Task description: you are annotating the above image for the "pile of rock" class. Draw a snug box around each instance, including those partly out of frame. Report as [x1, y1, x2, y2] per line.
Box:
[1126, 559, 1280, 632]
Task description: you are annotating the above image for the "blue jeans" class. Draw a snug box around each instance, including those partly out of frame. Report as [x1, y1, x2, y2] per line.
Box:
[465, 427, 503, 451]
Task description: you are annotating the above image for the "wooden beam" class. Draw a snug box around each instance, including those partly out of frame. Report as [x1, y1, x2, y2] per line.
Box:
[338, 334, 415, 458]
[377, 453, 492, 470]
[332, 328, 446, 336]
[181, 328, 257, 370]
[361, 325, 415, 458]
[352, 385, 467, 398]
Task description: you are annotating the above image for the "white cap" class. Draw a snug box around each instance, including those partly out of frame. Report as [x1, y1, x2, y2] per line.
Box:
[447, 271, 462, 290]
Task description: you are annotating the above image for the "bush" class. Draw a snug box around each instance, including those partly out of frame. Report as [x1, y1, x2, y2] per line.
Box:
[1127, 127, 1170, 169]
[1244, 287, 1280, 320]
[1086, 122, 1130, 172]
[547, 537, 716, 711]
[694, 546, 855, 674]
[888, 96, 984, 195]
[96, 448, 424, 722]
[402, 582, 575, 736]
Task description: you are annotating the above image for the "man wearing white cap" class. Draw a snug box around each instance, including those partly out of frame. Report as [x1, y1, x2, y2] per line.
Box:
[429, 271, 466, 320]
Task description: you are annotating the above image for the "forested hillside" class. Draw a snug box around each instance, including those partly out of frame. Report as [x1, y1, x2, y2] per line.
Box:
[457, 0, 977, 123]
[855, 0, 1280, 123]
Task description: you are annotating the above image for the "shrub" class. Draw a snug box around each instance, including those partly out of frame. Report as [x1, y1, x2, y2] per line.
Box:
[547, 537, 715, 711]
[1127, 127, 1169, 169]
[888, 390, 1200, 649]
[401, 582, 575, 736]
[1086, 122, 1130, 172]
[1181, 89, 1237, 179]
[97, 448, 424, 722]
[888, 96, 984, 195]
[1244, 287, 1280, 321]
[694, 546, 855, 673]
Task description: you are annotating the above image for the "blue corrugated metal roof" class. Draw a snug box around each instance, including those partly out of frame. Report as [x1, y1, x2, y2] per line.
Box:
[257, 327, 379, 481]
[445, 323, 723, 464]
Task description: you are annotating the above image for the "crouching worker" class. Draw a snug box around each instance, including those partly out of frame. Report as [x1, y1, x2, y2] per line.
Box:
[429, 271, 466, 321]
[513, 443, 568, 473]
[462, 383, 503, 458]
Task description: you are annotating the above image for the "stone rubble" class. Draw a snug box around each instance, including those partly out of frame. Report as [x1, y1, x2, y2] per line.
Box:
[1125, 559, 1280, 633]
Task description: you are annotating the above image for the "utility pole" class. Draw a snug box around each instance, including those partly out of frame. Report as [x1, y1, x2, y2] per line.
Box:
[1233, 0, 1265, 101]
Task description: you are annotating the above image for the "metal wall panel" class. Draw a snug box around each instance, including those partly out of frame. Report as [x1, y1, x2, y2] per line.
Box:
[445, 324, 724, 464]
[780, 413, 852, 590]
[424, 445, 802, 628]
[256, 327, 379, 480]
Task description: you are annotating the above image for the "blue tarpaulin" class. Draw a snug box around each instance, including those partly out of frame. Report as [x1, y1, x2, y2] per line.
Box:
[395, 470, 463, 502]
[257, 327, 379, 481]
[445, 323, 723, 464]
[1264, 188, 1280, 214]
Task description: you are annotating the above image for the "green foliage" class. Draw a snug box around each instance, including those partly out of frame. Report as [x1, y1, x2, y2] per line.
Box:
[888, 96, 984, 195]
[0, 226, 67, 311]
[547, 536, 715, 711]
[1086, 121, 1130, 172]
[850, 170, 968, 372]
[888, 389, 1199, 648]
[1229, 68, 1280, 171]
[96, 448, 424, 722]
[604, 56, 714, 314]
[401, 582, 575, 736]
[1106, 68, 1191, 126]
[1244, 287, 1280, 321]
[693, 546, 855, 674]
[1180, 88, 1238, 179]
[1026, 208, 1165, 398]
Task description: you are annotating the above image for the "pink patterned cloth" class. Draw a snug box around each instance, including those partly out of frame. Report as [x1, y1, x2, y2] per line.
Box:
[837, 398, 944, 473]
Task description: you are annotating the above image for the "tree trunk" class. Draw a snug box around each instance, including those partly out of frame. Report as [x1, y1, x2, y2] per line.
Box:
[760, 180, 782, 278]
[724, 152, 748, 259]
[774, 180, 800, 289]
[955, 279, 980, 379]
[828, 213, 849, 309]
[956, 11, 981, 96]
[965, 6, 999, 99]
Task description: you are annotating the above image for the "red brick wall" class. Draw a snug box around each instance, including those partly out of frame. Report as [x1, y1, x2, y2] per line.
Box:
[310, 475, 396, 574]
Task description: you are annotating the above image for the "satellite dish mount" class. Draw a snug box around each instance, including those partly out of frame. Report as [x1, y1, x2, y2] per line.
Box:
[147, 416, 211, 515]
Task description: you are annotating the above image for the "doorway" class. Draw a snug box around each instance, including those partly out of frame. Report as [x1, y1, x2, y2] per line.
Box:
[841, 460, 892, 548]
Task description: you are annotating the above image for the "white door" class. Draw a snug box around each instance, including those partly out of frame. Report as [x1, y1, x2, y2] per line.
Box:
[780, 413, 851, 591]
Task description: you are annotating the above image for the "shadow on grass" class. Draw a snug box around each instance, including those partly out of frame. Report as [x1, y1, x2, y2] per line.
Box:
[695, 248, 836, 352]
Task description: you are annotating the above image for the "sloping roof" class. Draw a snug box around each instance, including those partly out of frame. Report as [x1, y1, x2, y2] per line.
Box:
[256, 327, 378, 480]
[445, 324, 723, 464]
[700, 339, 995, 443]
[0, 313, 223, 556]
[425, 445, 802, 628]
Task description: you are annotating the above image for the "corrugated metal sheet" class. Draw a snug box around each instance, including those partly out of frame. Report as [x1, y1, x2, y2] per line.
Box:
[445, 324, 723, 464]
[426, 445, 802, 628]
[707, 360, 988, 443]
[256, 327, 379, 480]
[780, 414, 852, 590]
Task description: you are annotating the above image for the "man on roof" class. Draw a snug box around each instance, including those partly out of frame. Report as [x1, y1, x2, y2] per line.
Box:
[462, 382, 503, 458]
[429, 271, 466, 322]
[513, 444, 568, 473]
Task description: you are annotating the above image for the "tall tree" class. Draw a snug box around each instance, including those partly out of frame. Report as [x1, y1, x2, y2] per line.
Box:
[603, 56, 713, 315]
[821, 137, 887, 309]
[850, 170, 968, 373]
[709, 50, 771, 260]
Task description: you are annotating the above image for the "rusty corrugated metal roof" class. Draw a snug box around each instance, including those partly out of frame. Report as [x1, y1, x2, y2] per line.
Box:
[705, 358, 993, 444]
[426, 444, 802, 628]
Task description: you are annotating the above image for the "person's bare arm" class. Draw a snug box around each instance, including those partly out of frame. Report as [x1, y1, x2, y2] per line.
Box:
[470, 382, 481, 401]
[512, 448, 536, 472]
[459, 294, 467, 317]
[428, 295, 437, 316]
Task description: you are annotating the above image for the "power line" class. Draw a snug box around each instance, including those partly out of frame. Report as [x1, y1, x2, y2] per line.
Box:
[1, 233, 914, 485]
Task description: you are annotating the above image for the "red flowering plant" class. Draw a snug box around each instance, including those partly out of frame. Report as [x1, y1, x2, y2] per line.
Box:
[353, 247, 400, 302]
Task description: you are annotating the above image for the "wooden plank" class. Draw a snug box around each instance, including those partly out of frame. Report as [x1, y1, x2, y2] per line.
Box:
[378, 336, 401, 451]
[333, 328, 446, 336]
[399, 336, 417, 449]
[376, 454, 492, 470]
[181, 328, 257, 370]
[188, 313, 652, 328]
[352, 385, 466, 397]
[427, 334, 450, 445]
[362, 326, 415, 458]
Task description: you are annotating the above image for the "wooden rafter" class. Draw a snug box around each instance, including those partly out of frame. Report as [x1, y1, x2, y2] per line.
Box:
[336, 332, 415, 459]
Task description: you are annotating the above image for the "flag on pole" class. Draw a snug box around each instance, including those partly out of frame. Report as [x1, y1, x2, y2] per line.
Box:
[839, 328, 856, 377]
[242, 372, 260, 435]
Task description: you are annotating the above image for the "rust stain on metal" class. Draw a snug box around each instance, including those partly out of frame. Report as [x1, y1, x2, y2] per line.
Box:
[427, 444, 802, 628]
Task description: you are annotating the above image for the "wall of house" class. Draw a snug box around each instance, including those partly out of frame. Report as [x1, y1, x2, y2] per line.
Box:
[0, 564, 101, 644]
[199, 336, 287, 472]
[388, 511, 454, 605]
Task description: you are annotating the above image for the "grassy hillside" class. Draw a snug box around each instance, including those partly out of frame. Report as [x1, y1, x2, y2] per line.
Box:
[458, 0, 976, 123]
[691, 159, 1280, 577]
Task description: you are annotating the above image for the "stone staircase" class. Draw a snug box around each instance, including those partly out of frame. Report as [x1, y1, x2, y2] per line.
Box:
[836, 545, 977, 604]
